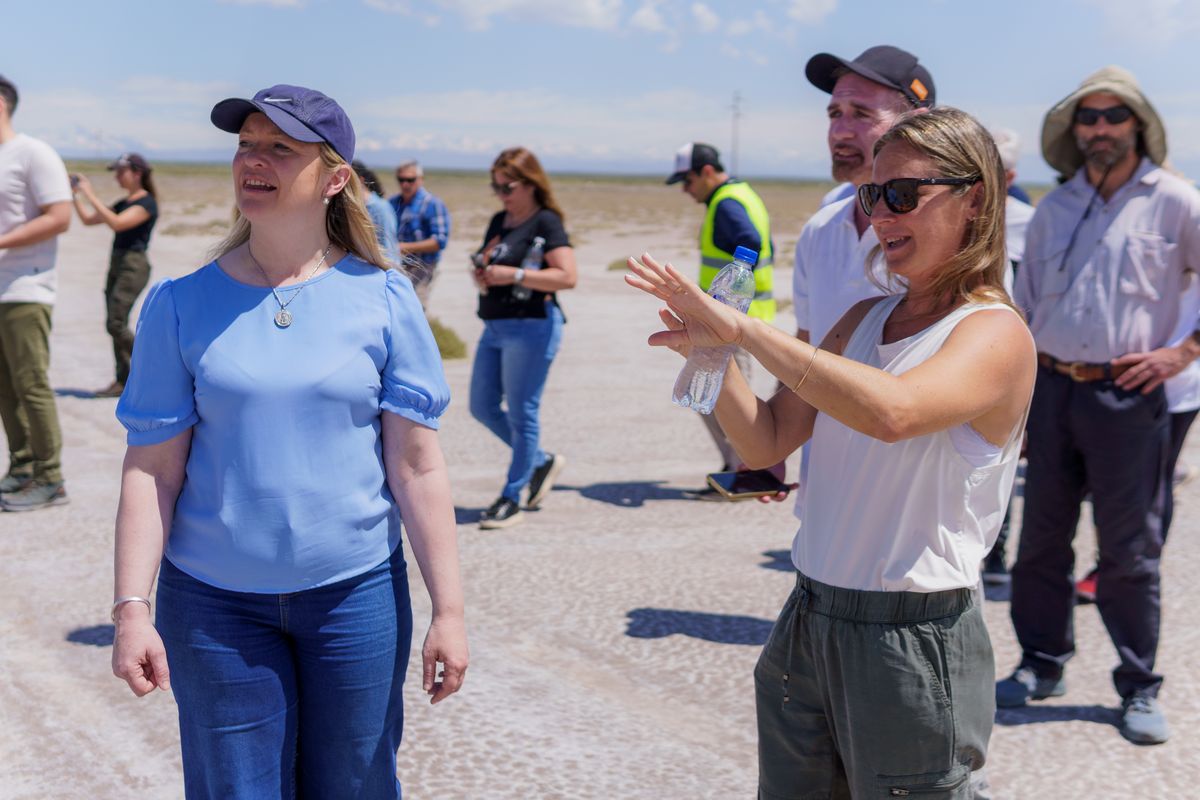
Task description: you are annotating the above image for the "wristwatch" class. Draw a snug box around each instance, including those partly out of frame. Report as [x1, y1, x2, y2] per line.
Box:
[514, 268, 526, 285]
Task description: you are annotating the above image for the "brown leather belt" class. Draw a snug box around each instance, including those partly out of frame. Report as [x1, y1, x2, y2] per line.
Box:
[1037, 352, 1131, 382]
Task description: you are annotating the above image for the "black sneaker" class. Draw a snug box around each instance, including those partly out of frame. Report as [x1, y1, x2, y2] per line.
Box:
[981, 546, 1010, 585]
[479, 497, 523, 529]
[525, 453, 565, 509]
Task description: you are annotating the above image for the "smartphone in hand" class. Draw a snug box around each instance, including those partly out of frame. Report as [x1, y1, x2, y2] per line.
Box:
[706, 468, 791, 501]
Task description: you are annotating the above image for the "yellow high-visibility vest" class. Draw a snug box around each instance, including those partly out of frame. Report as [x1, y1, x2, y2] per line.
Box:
[699, 181, 775, 321]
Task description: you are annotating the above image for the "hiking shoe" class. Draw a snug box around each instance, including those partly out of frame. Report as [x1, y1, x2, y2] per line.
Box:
[0, 472, 34, 495]
[1075, 567, 1098, 605]
[526, 453, 565, 509]
[1, 481, 69, 512]
[94, 381, 125, 398]
[995, 666, 1066, 708]
[1120, 691, 1169, 744]
[981, 546, 1010, 585]
[479, 497, 523, 529]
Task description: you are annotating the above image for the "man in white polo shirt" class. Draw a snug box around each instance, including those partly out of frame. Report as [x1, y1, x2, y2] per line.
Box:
[0, 74, 72, 511]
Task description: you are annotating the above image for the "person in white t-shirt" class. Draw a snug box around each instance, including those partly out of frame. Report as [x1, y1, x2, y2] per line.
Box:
[0, 74, 72, 512]
[628, 108, 1035, 799]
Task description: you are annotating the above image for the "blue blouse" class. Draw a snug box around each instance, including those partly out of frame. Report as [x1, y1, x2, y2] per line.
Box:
[116, 255, 450, 593]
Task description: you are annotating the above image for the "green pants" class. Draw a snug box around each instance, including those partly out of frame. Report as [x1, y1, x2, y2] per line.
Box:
[0, 302, 63, 483]
[755, 573, 993, 799]
[105, 248, 151, 384]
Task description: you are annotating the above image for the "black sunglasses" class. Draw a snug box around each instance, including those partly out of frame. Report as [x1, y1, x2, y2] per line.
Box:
[491, 180, 521, 196]
[857, 177, 980, 217]
[1074, 105, 1134, 127]
[396, 176, 418, 184]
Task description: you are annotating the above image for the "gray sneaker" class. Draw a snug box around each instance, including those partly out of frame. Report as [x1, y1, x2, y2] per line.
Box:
[1120, 692, 1169, 744]
[0, 472, 34, 494]
[995, 666, 1066, 708]
[1, 481, 69, 512]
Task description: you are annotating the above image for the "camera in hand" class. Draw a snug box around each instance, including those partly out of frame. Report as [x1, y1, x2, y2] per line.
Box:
[705, 468, 790, 501]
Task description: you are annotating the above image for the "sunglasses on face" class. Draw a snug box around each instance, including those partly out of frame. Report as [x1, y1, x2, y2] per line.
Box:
[1074, 105, 1134, 126]
[491, 179, 521, 196]
[857, 177, 980, 217]
[396, 176, 417, 184]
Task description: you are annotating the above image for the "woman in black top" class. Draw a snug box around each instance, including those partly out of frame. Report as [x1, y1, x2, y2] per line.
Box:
[71, 152, 158, 397]
[470, 147, 577, 529]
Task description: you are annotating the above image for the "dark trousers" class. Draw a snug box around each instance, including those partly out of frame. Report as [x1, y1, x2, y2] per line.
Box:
[1162, 409, 1198, 541]
[105, 248, 151, 384]
[1011, 367, 1167, 698]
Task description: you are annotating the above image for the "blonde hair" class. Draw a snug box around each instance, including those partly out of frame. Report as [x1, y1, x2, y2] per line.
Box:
[210, 143, 388, 269]
[870, 107, 1015, 312]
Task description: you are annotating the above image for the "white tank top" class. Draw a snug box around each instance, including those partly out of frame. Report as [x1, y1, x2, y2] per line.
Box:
[791, 295, 1026, 592]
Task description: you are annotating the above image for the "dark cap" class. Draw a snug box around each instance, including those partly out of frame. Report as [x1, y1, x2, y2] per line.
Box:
[210, 84, 355, 163]
[107, 152, 151, 172]
[806, 45, 936, 108]
[0, 74, 18, 113]
[665, 142, 724, 185]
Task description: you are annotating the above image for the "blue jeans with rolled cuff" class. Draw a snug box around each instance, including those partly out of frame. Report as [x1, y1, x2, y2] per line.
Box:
[468, 303, 564, 502]
[156, 548, 412, 800]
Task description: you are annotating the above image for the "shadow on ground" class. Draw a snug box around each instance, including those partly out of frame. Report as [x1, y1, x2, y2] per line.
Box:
[55, 388, 103, 399]
[67, 624, 115, 647]
[760, 549, 793, 572]
[556, 481, 700, 508]
[625, 608, 773, 645]
[995, 704, 1119, 728]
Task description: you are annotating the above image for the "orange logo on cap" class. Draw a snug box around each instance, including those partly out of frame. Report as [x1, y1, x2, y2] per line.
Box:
[909, 79, 928, 102]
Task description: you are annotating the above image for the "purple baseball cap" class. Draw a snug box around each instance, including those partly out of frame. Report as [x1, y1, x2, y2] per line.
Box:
[210, 84, 355, 163]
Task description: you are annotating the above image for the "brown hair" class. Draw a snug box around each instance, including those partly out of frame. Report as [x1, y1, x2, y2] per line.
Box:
[133, 166, 158, 199]
[492, 146, 566, 223]
[210, 143, 387, 268]
[870, 107, 1014, 312]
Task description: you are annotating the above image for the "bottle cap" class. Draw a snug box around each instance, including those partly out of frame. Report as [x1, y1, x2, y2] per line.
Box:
[733, 246, 758, 266]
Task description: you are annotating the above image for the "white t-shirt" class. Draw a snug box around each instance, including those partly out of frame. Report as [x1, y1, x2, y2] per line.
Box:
[0, 133, 71, 304]
[794, 296, 1025, 592]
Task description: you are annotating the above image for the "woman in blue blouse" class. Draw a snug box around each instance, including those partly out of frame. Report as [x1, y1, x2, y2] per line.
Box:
[109, 84, 468, 799]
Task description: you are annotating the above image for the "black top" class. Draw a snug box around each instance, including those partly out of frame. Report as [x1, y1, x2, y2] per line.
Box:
[111, 195, 158, 253]
[476, 208, 570, 320]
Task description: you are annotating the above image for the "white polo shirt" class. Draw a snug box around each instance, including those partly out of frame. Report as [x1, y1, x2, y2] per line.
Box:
[791, 196, 889, 347]
[0, 133, 71, 305]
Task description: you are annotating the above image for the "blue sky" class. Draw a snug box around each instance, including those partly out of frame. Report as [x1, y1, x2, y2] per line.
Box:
[7, 0, 1200, 182]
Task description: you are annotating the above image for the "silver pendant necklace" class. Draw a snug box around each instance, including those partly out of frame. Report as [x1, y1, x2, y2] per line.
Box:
[248, 243, 333, 328]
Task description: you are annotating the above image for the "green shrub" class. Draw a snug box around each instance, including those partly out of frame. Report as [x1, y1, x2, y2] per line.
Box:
[428, 317, 467, 360]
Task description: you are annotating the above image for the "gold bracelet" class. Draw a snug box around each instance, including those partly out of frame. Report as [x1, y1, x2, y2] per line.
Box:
[792, 347, 820, 394]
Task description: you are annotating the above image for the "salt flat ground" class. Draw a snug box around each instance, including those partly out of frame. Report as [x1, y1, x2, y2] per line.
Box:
[0, 167, 1194, 799]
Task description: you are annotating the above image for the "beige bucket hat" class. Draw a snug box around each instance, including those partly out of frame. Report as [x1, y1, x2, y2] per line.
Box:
[1041, 65, 1167, 178]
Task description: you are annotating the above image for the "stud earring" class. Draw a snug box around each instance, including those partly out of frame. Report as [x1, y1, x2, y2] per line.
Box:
[323, 197, 330, 206]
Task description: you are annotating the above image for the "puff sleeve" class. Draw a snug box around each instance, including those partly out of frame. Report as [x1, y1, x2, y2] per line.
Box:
[115, 280, 198, 445]
[380, 268, 450, 428]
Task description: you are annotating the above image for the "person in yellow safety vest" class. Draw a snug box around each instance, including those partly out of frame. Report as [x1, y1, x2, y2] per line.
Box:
[666, 142, 778, 494]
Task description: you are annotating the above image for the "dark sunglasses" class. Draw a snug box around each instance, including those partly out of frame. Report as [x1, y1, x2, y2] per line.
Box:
[1074, 105, 1134, 126]
[490, 179, 521, 196]
[396, 176, 418, 184]
[857, 177, 979, 217]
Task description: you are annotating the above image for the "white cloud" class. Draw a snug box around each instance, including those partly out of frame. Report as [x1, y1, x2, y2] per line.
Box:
[363, 0, 622, 30]
[629, 1, 668, 33]
[784, 0, 836, 24]
[690, 2, 719, 32]
[1081, 0, 1200, 44]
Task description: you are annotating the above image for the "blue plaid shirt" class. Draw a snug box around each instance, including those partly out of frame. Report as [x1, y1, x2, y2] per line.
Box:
[389, 187, 450, 268]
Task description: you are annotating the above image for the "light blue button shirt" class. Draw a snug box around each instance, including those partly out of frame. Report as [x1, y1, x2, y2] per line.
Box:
[1014, 158, 1200, 362]
[117, 256, 450, 593]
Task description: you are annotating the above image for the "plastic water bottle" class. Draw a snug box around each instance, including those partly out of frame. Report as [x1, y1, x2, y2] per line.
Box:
[511, 236, 546, 301]
[671, 245, 758, 414]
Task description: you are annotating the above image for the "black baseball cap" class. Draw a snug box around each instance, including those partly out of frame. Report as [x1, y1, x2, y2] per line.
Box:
[806, 45, 936, 108]
[665, 142, 724, 185]
[210, 84, 356, 163]
[107, 152, 151, 172]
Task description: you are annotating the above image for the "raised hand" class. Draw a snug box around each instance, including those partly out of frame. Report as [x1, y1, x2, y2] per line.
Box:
[624, 252, 744, 351]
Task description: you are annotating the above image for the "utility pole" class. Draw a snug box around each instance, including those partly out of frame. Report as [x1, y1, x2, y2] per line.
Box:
[730, 90, 742, 175]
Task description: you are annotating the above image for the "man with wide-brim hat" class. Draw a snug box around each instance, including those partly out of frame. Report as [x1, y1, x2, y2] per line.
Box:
[1004, 65, 1200, 746]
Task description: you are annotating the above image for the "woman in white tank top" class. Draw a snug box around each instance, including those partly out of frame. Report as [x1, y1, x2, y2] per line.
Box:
[628, 108, 1036, 798]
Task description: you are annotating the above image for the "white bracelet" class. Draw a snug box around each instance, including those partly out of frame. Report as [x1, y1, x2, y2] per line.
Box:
[111, 596, 152, 623]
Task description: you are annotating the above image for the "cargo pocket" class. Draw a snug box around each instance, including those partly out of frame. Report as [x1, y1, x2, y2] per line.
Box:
[1118, 232, 1175, 300]
[876, 763, 970, 797]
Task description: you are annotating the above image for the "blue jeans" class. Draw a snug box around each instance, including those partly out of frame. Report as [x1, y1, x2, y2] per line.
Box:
[469, 304, 563, 501]
[156, 549, 413, 799]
